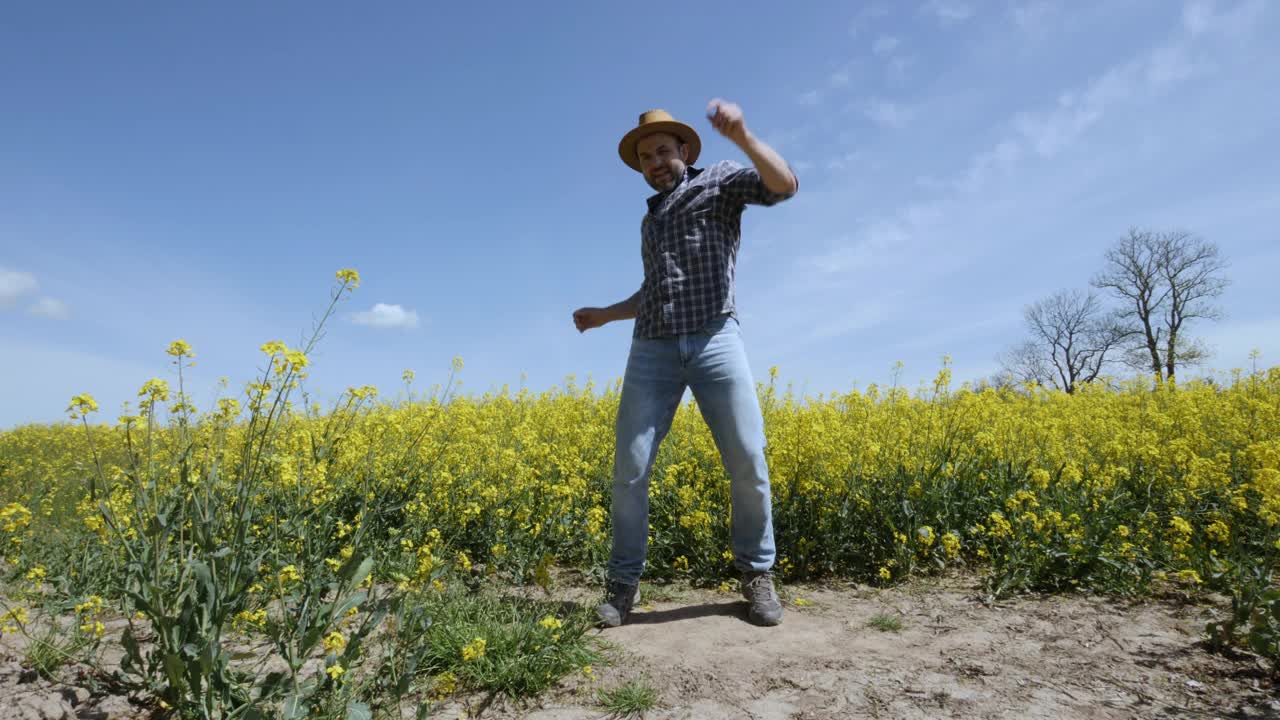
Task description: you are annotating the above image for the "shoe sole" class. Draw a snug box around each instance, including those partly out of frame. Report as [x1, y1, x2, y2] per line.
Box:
[596, 605, 625, 627]
[748, 611, 783, 626]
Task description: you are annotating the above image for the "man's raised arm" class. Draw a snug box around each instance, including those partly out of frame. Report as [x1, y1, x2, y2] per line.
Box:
[707, 98, 798, 196]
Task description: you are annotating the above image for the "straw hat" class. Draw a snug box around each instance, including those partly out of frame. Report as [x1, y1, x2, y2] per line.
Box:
[617, 109, 701, 173]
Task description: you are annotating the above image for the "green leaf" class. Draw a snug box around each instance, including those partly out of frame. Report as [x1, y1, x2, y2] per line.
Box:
[396, 655, 419, 696]
[186, 665, 203, 706]
[1249, 631, 1273, 657]
[337, 553, 374, 588]
[190, 559, 216, 606]
[345, 701, 372, 720]
[199, 644, 214, 676]
[256, 671, 287, 700]
[416, 702, 432, 720]
[363, 604, 393, 636]
[126, 591, 156, 618]
[162, 653, 186, 692]
[121, 626, 144, 668]
[335, 591, 367, 619]
[1094, 556, 1126, 572]
[282, 694, 306, 720]
[301, 626, 326, 657]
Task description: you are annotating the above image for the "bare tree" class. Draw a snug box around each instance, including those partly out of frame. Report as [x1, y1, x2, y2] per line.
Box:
[997, 339, 1053, 388]
[1029, 289, 1131, 393]
[1091, 229, 1229, 381]
[1000, 289, 1129, 393]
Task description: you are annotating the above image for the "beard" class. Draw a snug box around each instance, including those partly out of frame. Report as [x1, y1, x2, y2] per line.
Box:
[644, 161, 685, 193]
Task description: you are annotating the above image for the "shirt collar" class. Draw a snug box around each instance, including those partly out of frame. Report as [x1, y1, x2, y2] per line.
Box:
[646, 165, 703, 213]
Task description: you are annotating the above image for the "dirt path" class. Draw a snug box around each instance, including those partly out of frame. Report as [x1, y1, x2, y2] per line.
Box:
[3, 577, 1275, 719]
[460, 576, 1277, 720]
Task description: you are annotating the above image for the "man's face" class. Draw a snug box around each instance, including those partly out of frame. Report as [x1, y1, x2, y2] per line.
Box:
[636, 132, 688, 192]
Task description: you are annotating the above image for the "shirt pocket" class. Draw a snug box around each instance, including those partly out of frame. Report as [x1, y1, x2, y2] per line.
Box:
[683, 189, 721, 238]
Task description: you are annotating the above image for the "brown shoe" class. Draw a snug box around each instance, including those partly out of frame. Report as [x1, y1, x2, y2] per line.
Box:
[596, 580, 640, 627]
[741, 571, 783, 626]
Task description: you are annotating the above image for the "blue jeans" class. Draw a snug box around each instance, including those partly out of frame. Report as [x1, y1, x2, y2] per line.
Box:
[607, 314, 776, 585]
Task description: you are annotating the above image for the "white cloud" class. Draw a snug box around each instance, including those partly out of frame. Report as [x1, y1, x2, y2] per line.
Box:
[744, 0, 1276, 389]
[830, 70, 850, 87]
[1182, 0, 1214, 34]
[848, 5, 890, 37]
[0, 268, 38, 307]
[0, 338, 161, 428]
[797, 89, 822, 106]
[886, 308, 1021, 354]
[808, 220, 910, 275]
[887, 55, 915, 84]
[350, 303, 420, 329]
[824, 150, 860, 172]
[768, 125, 814, 149]
[866, 34, 914, 84]
[864, 99, 913, 129]
[1183, 0, 1265, 37]
[959, 140, 1023, 192]
[1010, 1, 1056, 33]
[1145, 45, 1201, 89]
[925, 29, 1218, 202]
[872, 35, 900, 57]
[922, 0, 974, 22]
[836, 128, 860, 145]
[809, 299, 893, 341]
[1010, 39, 1204, 160]
[28, 297, 70, 320]
[915, 174, 945, 191]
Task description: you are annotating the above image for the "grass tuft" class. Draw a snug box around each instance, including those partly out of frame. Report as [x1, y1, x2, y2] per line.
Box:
[598, 678, 659, 718]
[867, 613, 904, 632]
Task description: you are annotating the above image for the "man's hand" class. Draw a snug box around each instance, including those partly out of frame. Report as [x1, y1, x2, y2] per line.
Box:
[574, 290, 642, 333]
[708, 97, 798, 196]
[707, 98, 750, 146]
[573, 307, 609, 333]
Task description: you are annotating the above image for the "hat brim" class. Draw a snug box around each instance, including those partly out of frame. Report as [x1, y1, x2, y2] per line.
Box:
[618, 120, 701, 173]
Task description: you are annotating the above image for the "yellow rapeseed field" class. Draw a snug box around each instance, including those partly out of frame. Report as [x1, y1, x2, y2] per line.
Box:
[7, 346, 1276, 592]
[1, 269, 1277, 716]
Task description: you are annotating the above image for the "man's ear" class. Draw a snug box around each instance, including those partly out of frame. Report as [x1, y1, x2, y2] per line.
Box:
[679, 142, 690, 163]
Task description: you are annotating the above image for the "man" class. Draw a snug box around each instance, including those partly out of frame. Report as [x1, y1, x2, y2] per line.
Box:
[572, 99, 798, 627]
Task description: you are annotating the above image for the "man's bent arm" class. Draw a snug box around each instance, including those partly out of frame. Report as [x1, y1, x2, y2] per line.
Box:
[737, 130, 798, 196]
[604, 288, 642, 323]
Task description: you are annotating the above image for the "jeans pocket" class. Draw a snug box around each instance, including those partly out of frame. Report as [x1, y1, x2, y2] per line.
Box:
[699, 313, 736, 337]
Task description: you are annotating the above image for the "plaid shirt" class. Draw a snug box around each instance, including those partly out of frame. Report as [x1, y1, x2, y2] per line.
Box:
[634, 160, 796, 339]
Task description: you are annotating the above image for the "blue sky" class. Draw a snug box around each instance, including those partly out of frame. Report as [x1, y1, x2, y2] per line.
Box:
[2, 1, 1278, 429]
